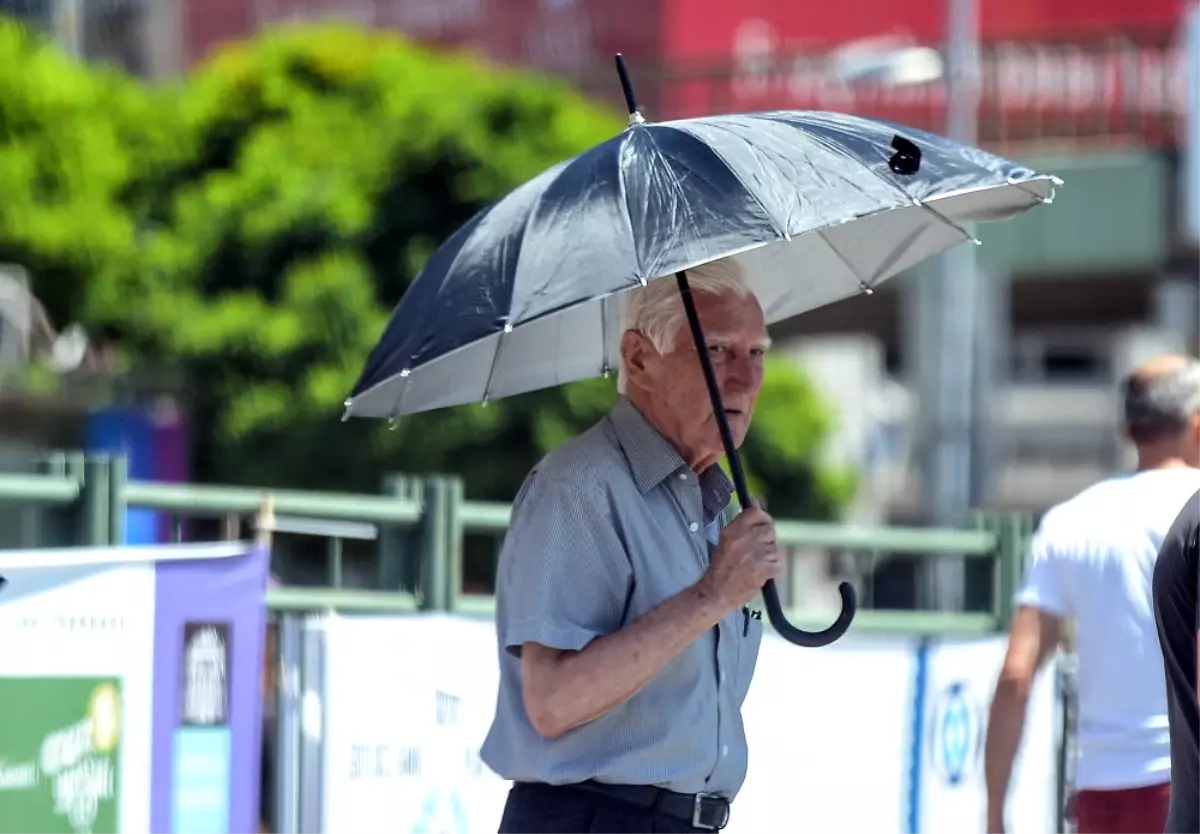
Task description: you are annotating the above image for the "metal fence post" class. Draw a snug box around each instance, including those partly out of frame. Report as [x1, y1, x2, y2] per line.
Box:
[80, 455, 112, 547]
[379, 474, 424, 592]
[108, 454, 128, 546]
[992, 513, 1033, 628]
[30, 451, 68, 547]
[33, 451, 85, 548]
[274, 612, 303, 834]
[418, 477, 452, 612]
[444, 477, 464, 612]
[299, 616, 326, 834]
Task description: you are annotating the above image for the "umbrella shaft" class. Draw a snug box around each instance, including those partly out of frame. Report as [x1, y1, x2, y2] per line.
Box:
[674, 271, 753, 511]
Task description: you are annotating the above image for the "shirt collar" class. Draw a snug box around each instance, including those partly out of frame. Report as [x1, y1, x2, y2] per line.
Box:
[608, 396, 735, 523]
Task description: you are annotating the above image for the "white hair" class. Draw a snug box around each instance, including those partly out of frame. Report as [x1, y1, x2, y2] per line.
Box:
[616, 257, 753, 394]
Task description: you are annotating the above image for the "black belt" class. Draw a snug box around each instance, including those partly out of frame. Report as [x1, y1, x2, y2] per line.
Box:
[522, 780, 732, 831]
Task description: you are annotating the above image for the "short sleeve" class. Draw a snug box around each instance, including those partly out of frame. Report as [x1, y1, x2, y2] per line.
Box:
[494, 473, 632, 658]
[1013, 522, 1072, 618]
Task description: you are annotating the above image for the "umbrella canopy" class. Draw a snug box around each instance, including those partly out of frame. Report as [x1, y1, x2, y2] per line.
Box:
[344, 109, 1057, 421]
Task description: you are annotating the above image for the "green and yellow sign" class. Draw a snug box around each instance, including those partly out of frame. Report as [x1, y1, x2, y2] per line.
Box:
[0, 677, 122, 833]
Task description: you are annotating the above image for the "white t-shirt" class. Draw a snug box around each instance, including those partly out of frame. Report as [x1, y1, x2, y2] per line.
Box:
[1014, 467, 1200, 791]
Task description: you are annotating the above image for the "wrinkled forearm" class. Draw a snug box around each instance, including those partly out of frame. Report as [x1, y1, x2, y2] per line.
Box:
[523, 581, 730, 738]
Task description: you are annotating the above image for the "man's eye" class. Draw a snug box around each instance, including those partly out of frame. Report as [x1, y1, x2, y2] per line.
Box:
[751, 348, 765, 357]
[709, 345, 728, 354]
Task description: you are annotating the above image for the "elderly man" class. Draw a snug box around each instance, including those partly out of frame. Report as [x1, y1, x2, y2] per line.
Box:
[984, 354, 1200, 834]
[479, 257, 781, 834]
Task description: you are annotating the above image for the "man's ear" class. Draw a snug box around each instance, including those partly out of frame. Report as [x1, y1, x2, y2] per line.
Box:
[620, 330, 653, 390]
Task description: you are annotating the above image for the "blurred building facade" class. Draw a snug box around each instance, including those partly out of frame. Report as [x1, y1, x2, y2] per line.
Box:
[5, 0, 1196, 522]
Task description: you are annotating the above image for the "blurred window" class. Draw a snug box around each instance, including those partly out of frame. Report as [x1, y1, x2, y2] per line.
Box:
[1011, 328, 1112, 382]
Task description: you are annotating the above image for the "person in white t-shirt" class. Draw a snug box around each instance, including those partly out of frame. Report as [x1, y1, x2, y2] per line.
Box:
[984, 353, 1200, 834]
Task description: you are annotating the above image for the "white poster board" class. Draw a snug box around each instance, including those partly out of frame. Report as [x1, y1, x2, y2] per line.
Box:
[316, 616, 1062, 834]
[0, 557, 156, 834]
[914, 636, 1059, 834]
[320, 614, 509, 834]
[731, 632, 917, 832]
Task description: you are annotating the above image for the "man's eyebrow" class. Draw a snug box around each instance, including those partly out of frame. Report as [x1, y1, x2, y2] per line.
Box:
[704, 333, 773, 350]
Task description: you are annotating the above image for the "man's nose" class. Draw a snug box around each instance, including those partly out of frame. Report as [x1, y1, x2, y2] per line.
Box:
[722, 356, 761, 393]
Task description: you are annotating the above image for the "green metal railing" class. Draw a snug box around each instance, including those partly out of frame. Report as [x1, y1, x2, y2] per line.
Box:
[0, 452, 1033, 634]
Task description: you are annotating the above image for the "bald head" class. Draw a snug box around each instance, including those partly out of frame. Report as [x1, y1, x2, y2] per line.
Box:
[1121, 354, 1200, 446]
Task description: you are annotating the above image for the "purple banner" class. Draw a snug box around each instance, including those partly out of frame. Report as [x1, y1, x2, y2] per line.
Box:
[150, 543, 270, 834]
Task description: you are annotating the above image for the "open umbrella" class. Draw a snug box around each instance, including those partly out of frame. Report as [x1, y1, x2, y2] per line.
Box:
[344, 55, 1060, 647]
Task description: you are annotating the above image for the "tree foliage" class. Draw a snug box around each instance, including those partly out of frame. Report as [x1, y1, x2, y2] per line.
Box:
[0, 17, 155, 322]
[1, 19, 855, 521]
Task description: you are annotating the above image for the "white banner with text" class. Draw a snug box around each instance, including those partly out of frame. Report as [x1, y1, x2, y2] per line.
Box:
[313, 615, 1061, 834]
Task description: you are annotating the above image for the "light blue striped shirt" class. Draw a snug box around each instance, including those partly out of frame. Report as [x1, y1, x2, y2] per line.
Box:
[480, 396, 763, 799]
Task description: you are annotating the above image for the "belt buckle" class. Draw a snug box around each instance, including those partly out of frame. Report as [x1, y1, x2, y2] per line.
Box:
[691, 792, 730, 831]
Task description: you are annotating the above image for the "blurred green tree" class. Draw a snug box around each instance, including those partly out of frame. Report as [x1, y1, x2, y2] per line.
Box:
[4, 19, 855, 523]
[0, 17, 157, 325]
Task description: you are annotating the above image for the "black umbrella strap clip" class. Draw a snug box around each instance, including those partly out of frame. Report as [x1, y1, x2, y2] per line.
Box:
[888, 135, 921, 175]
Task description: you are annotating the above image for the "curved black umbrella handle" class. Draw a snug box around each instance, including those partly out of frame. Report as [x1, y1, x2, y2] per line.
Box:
[762, 577, 857, 648]
[674, 270, 858, 648]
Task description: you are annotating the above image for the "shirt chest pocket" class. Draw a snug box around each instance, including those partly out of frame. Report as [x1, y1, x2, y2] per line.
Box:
[734, 613, 763, 706]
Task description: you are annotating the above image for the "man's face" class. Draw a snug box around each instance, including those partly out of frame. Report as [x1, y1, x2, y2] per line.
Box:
[625, 289, 770, 469]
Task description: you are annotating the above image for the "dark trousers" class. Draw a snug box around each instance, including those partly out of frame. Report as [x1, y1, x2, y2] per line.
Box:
[497, 782, 709, 834]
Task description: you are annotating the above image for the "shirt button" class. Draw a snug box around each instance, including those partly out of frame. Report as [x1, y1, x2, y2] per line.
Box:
[721, 745, 729, 757]
[720, 671, 727, 683]
[678, 473, 688, 480]
[688, 522, 699, 532]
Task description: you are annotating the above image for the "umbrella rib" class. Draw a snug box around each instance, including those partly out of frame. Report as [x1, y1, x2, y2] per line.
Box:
[868, 220, 935, 285]
[480, 325, 511, 405]
[624, 131, 690, 282]
[386, 371, 411, 421]
[1004, 175, 1062, 205]
[910, 200, 981, 245]
[615, 131, 647, 282]
[816, 228, 873, 294]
